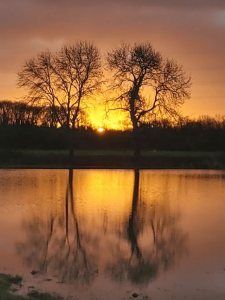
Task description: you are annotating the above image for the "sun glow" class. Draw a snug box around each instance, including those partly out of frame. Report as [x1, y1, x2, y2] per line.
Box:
[87, 104, 132, 131]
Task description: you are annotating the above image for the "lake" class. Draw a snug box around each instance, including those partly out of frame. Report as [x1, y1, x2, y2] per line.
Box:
[0, 169, 225, 300]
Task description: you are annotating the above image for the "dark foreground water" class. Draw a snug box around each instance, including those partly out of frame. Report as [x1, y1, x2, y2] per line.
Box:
[0, 169, 225, 300]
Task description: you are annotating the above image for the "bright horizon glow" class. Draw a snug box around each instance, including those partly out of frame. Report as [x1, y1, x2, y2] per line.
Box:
[3, 91, 223, 131]
[87, 100, 133, 131]
[1, 0, 225, 119]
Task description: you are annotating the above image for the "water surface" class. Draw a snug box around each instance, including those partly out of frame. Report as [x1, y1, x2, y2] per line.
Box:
[0, 169, 225, 300]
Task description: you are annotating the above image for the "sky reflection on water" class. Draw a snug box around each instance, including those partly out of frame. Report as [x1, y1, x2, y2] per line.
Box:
[0, 169, 225, 300]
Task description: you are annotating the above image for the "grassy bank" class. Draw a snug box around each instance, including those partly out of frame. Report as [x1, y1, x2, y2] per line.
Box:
[0, 273, 62, 300]
[0, 149, 225, 169]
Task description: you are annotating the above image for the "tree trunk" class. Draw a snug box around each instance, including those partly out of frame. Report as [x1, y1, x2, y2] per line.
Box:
[129, 91, 141, 167]
[68, 128, 74, 158]
[133, 126, 140, 167]
[69, 147, 74, 158]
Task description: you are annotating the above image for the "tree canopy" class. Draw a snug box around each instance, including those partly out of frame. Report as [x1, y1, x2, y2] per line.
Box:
[18, 41, 103, 129]
[106, 42, 191, 157]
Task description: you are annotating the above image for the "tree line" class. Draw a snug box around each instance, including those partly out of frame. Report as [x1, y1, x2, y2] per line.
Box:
[0, 100, 85, 127]
[1, 111, 225, 151]
[1, 99, 225, 132]
[4, 40, 223, 153]
[0, 100, 52, 126]
[14, 41, 192, 157]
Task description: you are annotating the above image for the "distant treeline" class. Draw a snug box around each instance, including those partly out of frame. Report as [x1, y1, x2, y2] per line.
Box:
[0, 100, 61, 127]
[1, 100, 225, 151]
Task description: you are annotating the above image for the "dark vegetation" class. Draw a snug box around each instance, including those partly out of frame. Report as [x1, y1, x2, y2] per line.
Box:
[0, 41, 223, 168]
[1, 100, 225, 152]
[1, 122, 225, 151]
[1, 100, 225, 169]
[0, 273, 62, 300]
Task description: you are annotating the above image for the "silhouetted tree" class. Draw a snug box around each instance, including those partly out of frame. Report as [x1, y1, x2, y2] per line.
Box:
[18, 42, 102, 138]
[106, 42, 191, 160]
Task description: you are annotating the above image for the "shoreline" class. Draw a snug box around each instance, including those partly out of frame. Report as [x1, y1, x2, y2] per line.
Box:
[0, 149, 225, 169]
[0, 273, 62, 300]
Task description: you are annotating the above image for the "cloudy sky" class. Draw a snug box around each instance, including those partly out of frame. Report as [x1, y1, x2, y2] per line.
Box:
[0, 0, 225, 117]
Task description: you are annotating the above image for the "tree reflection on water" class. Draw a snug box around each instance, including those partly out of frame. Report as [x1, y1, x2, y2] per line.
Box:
[105, 169, 188, 285]
[16, 169, 188, 287]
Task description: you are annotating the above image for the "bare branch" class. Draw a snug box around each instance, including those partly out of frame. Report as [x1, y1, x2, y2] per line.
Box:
[18, 41, 103, 129]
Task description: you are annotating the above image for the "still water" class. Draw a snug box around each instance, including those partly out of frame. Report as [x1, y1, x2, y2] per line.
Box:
[0, 169, 225, 300]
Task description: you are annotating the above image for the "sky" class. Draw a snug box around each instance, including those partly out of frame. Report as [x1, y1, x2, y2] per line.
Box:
[0, 0, 225, 118]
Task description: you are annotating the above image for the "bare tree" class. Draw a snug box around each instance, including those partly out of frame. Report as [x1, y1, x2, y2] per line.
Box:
[18, 41, 103, 130]
[106, 42, 191, 160]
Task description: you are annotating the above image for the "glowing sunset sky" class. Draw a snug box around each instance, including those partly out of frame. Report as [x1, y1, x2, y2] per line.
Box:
[0, 0, 225, 118]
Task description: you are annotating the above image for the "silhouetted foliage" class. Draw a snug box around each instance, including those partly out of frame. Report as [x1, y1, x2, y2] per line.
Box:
[1, 109, 225, 152]
[0, 100, 42, 126]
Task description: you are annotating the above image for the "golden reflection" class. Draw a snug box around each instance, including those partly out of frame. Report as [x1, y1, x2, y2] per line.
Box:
[12, 169, 188, 287]
[71, 170, 134, 235]
[2, 170, 225, 299]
